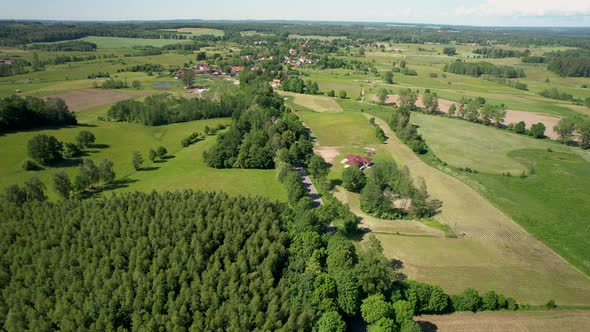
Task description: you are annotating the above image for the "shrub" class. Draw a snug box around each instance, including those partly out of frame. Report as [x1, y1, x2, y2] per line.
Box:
[27, 134, 63, 164]
[22, 160, 38, 171]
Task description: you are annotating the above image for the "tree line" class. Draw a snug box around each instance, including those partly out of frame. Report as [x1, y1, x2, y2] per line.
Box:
[444, 60, 525, 78]
[106, 94, 234, 126]
[0, 95, 77, 132]
[473, 47, 529, 58]
[26, 40, 97, 52]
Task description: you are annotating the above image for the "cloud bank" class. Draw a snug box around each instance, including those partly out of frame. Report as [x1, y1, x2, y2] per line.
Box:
[455, 0, 590, 17]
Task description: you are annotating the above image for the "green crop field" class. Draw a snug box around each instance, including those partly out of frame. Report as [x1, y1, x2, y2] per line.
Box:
[411, 112, 590, 174]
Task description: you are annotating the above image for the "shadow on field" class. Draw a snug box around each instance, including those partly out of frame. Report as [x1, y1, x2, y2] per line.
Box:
[416, 320, 438, 332]
[90, 144, 110, 149]
[75, 123, 98, 128]
[141, 166, 160, 172]
[162, 155, 175, 160]
[53, 158, 83, 168]
[105, 178, 139, 190]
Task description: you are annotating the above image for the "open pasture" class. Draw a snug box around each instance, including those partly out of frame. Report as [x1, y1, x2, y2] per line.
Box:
[80, 36, 192, 48]
[0, 104, 286, 201]
[410, 112, 590, 173]
[161, 27, 224, 36]
[45, 89, 151, 112]
[280, 91, 343, 113]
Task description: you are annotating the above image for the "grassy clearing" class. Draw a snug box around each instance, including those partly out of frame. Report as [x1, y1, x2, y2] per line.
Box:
[410, 112, 590, 174]
[0, 104, 285, 201]
[299, 98, 590, 305]
[417, 310, 590, 332]
[280, 91, 343, 113]
[80, 36, 192, 48]
[161, 28, 224, 36]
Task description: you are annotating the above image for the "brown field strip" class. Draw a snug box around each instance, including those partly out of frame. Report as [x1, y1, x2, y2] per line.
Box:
[45, 89, 151, 112]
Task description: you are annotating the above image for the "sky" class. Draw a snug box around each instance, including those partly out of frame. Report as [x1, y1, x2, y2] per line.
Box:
[1, 0, 589, 27]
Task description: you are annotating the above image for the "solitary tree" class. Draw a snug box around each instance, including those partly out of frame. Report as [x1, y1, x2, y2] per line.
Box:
[182, 70, 195, 88]
[384, 71, 394, 84]
[156, 146, 168, 159]
[554, 117, 576, 143]
[422, 93, 439, 113]
[308, 155, 330, 179]
[514, 121, 527, 134]
[342, 167, 366, 192]
[98, 159, 116, 184]
[148, 149, 157, 162]
[529, 122, 546, 139]
[339, 90, 347, 99]
[577, 118, 590, 149]
[76, 131, 96, 149]
[27, 134, 63, 165]
[132, 151, 143, 170]
[378, 88, 389, 105]
[399, 89, 417, 109]
[448, 103, 457, 117]
[53, 171, 72, 199]
[24, 176, 47, 202]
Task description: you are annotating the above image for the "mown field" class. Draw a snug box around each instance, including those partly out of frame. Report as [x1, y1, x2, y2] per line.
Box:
[416, 310, 590, 332]
[291, 93, 590, 305]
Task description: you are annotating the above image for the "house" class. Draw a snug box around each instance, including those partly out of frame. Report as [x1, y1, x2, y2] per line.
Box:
[0, 59, 14, 65]
[173, 70, 185, 79]
[230, 66, 245, 76]
[289, 48, 297, 56]
[271, 79, 282, 87]
[344, 154, 373, 169]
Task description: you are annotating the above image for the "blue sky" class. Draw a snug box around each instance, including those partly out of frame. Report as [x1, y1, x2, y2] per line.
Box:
[1, 0, 589, 27]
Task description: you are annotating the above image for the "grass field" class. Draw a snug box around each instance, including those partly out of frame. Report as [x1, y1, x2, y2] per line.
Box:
[417, 310, 590, 332]
[298, 97, 590, 305]
[161, 28, 224, 36]
[0, 105, 286, 201]
[80, 36, 193, 48]
[280, 91, 344, 113]
[288, 34, 346, 41]
[411, 112, 590, 174]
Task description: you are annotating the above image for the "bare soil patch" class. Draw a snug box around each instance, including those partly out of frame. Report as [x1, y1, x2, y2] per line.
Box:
[417, 310, 590, 332]
[45, 89, 150, 112]
[314, 146, 340, 164]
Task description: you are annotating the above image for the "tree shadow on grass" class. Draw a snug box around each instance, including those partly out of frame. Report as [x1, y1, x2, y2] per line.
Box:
[161, 155, 175, 160]
[90, 143, 110, 149]
[141, 166, 160, 172]
[52, 158, 83, 168]
[75, 123, 98, 128]
[416, 321, 438, 332]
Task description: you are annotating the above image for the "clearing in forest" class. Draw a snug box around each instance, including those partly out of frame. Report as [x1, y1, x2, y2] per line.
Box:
[45, 89, 151, 112]
[282, 91, 344, 113]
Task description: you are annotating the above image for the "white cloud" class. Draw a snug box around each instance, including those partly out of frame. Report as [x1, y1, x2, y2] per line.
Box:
[455, 0, 590, 17]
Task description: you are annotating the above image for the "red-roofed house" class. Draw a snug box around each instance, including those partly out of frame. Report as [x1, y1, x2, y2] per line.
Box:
[345, 154, 373, 169]
[0, 59, 14, 65]
[289, 48, 297, 56]
[231, 66, 245, 76]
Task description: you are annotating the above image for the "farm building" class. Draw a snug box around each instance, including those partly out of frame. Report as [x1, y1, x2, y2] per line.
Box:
[230, 66, 245, 76]
[343, 154, 373, 169]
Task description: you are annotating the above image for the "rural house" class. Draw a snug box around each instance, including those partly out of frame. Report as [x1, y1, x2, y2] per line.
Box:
[343, 154, 373, 169]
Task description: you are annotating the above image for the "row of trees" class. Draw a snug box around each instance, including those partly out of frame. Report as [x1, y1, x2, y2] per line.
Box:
[27, 40, 97, 52]
[473, 47, 528, 58]
[280, 76, 320, 95]
[106, 94, 234, 126]
[0, 95, 77, 132]
[545, 49, 590, 77]
[444, 60, 525, 78]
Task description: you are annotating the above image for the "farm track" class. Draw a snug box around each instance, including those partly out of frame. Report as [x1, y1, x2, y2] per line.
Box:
[366, 113, 590, 304]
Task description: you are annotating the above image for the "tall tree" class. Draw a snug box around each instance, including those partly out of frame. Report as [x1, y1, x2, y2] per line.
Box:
[182, 70, 195, 88]
[53, 170, 72, 199]
[132, 151, 144, 170]
[554, 117, 576, 143]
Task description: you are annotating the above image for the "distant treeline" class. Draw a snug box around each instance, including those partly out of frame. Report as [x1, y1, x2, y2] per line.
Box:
[444, 60, 525, 78]
[106, 94, 234, 126]
[546, 49, 590, 77]
[3, 21, 589, 49]
[0, 95, 77, 132]
[473, 47, 529, 58]
[27, 40, 97, 52]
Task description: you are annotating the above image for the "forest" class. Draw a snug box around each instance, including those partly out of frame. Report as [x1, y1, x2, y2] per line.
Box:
[473, 47, 528, 58]
[27, 40, 97, 52]
[0, 95, 77, 132]
[546, 49, 590, 77]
